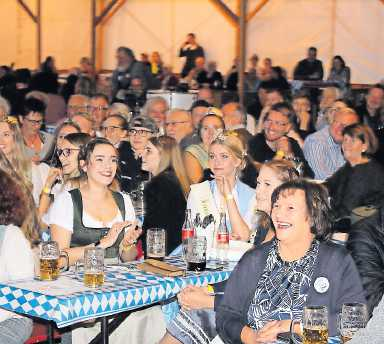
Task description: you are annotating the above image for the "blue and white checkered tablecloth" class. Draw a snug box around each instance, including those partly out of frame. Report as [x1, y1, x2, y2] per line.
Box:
[0, 257, 232, 328]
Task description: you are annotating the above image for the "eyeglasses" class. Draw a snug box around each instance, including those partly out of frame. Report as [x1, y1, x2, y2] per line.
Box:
[102, 125, 124, 132]
[165, 121, 189, 127]
[91, 106, 109, 111]
[57, 148, 80, 157]
[128, 129, 153, 136]
[25, 117, 43, 126]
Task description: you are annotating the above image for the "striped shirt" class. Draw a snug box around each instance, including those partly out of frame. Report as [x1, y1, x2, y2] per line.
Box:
[303, 125, 345, 180]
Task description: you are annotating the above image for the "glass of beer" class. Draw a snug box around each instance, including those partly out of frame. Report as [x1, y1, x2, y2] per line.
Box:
[302, 305, 328, 344]
[40, 241, 61, 281]
[146, 228, 166, 260]
[83, 247, 104, 288]
[339, 303, 368, 343]
[186, 236, 207, 271]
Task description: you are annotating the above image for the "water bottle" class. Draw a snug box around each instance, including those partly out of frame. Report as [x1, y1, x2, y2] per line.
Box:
[181, 209, 195, 259]
[216, 212, 229, 263]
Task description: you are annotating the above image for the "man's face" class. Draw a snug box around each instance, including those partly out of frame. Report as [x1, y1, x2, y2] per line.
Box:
[191, 106, 208, 128]
[148, 101, 168, 127]
[165, 111, 193, 143]
[186, 34, 195, 44]
[366, 87, 384, 111]
[21, 111, 43, 135]
[222, 103, 242, 129]
[329, 111, 359, 144]
[67, 96, 90, 118]
[195, 57, 205, 69]
[307, 49, 316, 61]
[265, 91, 283, 107]
[90, 97, 109, 130]
[263, 110, 291, 142]
[116, 50, 131, 67]
[72, 115, 94, 136]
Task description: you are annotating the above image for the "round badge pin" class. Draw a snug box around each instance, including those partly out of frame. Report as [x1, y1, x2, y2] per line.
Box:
[314, 277, 329, 293]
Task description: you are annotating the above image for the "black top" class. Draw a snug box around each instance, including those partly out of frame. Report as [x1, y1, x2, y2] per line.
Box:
[216, 240, 366, 341]
[325, 159, 384, 220]
[142, 169, 186, 255]
[118, 141, 149, 193]
[347, 207, 384, 314]
[355, 102, 384, 132]
[247, 133, 314, 177]
[293, 58, 324, 80]
[179, 46, 205, 77]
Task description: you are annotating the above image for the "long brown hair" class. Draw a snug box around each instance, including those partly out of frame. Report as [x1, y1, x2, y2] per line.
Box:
[149, 136, 190, 197]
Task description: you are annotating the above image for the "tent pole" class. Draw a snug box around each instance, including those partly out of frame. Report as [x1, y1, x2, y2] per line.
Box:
[238, 0, 247, 108]
[37, 0, 42, 68]
[91, 0, 97, 67]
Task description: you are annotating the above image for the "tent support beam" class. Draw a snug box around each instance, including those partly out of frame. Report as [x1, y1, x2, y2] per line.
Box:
[246, 0, 269, 22]
[238, 0, 247, 107]
[208, 0, 238, 26]
[91, 0, 126, 68]
[17, 0, 41, 68]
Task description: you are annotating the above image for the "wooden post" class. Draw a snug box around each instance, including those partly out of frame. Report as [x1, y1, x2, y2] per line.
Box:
[238, 0, 247, 107]
[37, 0, 42, 68]
[246, 0, 269, 22]
[91, 0, 97, 67]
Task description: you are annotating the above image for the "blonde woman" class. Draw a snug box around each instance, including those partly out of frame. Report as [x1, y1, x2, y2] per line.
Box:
[141, 135, 190, 255]
[187, 130, 255, 241]
[0, 116, 49, 205]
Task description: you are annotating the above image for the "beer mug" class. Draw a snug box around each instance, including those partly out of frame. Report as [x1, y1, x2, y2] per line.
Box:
[39, 241, 66, 281]
[76, 247, 105, 288]
[186, 236, 207, 271]
[146, 228, 166, 260]
[302, 306, 328, 344]
[339, 303, 368, 343]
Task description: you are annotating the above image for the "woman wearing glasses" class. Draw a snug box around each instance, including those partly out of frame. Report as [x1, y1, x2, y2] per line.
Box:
[118, 116, 156, 193]
[39, 133, 92, 219]
[0, 116, 50, 206]
[18, 97, 54, 161]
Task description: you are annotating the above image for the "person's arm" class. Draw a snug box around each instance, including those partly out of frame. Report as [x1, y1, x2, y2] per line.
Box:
[38, 167, 62, 219]
[184, 151, 203, 184]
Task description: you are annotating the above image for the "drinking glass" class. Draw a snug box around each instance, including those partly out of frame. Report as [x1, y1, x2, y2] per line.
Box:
[339, 303, 368, 343]
[83, 247, 105, 288]
[146, 228, 166, 260]
[302, 306, 328, 344]
[186, 236, 207, 271]
[39, 241, 66, 281]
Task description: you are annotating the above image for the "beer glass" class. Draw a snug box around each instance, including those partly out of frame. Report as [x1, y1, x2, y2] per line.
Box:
[339, 303, 368, 343]
[302, 306, 328, 344]
[83, 247, 105, 288]
[39, 241, 65, 281]
[186, 236, 207, 271]
[146, 228, 166, 260]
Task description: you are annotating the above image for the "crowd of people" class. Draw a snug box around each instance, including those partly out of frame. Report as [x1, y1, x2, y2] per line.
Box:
[0, 36, 384, 343]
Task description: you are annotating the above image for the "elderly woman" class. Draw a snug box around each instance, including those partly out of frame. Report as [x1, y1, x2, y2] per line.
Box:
[160, 160, 299, 344]
[184, 114, 225, 184]
[216, 180, 365, 343]
[325, 123, 384, 222]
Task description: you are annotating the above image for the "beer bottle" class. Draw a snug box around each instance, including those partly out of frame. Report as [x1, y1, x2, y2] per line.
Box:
[216, 212, 229, 263]
[182, 209, 195, 241]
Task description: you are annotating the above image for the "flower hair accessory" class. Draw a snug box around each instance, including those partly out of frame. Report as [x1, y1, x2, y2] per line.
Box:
[213, 129, 238, 142]
[5, 116, 18, 125]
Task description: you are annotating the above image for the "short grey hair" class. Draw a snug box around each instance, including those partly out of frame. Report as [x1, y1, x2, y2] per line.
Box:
[142, 96, 169, 116]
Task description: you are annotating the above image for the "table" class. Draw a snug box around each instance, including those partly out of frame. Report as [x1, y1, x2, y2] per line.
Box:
[0, 257, 232, 343]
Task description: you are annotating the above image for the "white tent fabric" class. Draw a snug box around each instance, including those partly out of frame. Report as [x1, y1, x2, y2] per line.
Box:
[0, 0, 383, 84]
[102, 0, 384, 83]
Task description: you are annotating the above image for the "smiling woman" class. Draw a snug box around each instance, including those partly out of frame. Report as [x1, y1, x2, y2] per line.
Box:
[216, 180, 366, 343]
[45, 137, 141, 267]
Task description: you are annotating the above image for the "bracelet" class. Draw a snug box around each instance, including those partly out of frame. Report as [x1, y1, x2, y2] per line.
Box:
[122, 240, 137, 252]
[94, 240, 101, 247]
[275, 150, 285, 159]
[42, 186, 51, 195]
[225, 193, 234, 201]
[206, 285, 214, 293]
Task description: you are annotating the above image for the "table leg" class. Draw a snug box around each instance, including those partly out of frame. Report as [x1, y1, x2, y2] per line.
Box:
[100, 317, 109, 344]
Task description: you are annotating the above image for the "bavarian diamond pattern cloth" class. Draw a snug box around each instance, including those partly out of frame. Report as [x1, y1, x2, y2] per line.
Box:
[0, 256, 231, 328]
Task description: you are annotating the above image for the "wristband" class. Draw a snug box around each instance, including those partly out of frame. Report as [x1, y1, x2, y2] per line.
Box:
[275, 150, 285, 159]
[207, 285, 214, 293]
[225, 193, 234, 201]
[42, 186, 51, 195]
[94, 240, 101, 247]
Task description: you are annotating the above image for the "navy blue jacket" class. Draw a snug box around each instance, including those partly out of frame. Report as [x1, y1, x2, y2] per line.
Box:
[216, 240, 366, 343]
